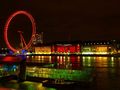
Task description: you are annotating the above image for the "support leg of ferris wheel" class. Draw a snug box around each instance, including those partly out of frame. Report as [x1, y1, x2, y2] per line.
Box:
[21, 34, 27, 48]
[17, 30, 27, 50]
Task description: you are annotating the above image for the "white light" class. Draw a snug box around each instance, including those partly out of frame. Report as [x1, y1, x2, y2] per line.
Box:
[82, 52, 93, 54]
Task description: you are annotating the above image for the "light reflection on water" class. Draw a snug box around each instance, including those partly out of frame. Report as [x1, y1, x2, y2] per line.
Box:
[1, 56, 120, 90]
[26, 56, 119, 68]
[26, 56, 120, 83]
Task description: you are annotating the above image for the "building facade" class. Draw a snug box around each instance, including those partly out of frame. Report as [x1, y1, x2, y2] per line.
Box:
[33, 40, 116, 55]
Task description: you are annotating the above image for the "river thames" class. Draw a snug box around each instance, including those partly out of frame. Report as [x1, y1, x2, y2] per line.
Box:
[0, 55, 120, 90]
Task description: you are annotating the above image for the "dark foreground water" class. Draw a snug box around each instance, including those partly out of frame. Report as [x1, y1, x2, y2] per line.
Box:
[1, 56, 120, 90]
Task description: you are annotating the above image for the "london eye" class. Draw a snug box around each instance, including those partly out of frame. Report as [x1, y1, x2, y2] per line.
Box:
[4, 10, 36, 53]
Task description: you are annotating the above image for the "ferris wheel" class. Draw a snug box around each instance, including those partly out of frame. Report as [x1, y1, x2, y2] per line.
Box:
[4, 10, 36, 52]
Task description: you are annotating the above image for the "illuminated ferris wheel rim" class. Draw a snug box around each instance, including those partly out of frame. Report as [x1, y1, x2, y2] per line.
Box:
[4, 10, 36, 52]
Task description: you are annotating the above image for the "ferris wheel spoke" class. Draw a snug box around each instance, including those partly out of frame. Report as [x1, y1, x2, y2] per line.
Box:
[21, 35, 27, 48]
[18, 30, 27, 49]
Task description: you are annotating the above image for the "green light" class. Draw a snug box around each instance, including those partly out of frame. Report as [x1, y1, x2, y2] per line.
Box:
[26, 67, 93, 82]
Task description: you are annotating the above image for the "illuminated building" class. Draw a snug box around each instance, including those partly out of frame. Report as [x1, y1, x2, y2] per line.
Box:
[32, 40, 117, 55]
[35, 46, 51, 54]
[32, 32, 43, 45]
[81, 45, 113, 54]
[53, 44, 80, 54]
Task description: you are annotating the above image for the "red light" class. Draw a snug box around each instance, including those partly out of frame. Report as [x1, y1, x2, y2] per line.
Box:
[2, 56, 21, 63]
[69, 46, 75, 53]
[57, 46, 65, 53]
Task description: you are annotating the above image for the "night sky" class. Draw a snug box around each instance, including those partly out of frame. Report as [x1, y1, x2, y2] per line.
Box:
[0, 0, 120, 47]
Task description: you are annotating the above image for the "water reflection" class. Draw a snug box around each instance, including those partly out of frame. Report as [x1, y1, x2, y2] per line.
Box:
[26, 56, 119, 68]
[25, 56, 120, 90]
[1, 56, 120, 90]
[0, 64, 19, 77]
[26, 67, 93, 81]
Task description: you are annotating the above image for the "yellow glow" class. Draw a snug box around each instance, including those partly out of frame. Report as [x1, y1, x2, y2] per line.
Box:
[49, 56, 52, 62]
[88, 56, 91, 60]
[110, 60, 114, 67]
[27, 56, 29, 58]
[63, 56, 65, 60]
[60, 56, 62, 60]
[96, 46, 107, 52]
[41, 56, 44, 60]
[57, 56, 59, 60]
[82, 56, 85, 60]
[35, 52, 38, 54]
[38, 56, 41, 60]
[95, 52, 108, 54]
[68, 56, 70, 61]
[111, 57, 114, 61]
[96, 57, 108, 67]
[82, 52, 94, 54]
[77, 56, 80, 59]
[26, 52, 31, 55]
[35, 46, 51, 54]
[103, 57, 107, 60]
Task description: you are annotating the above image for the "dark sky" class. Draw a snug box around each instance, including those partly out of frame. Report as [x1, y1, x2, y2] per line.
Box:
[0, 0, 120, 47]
